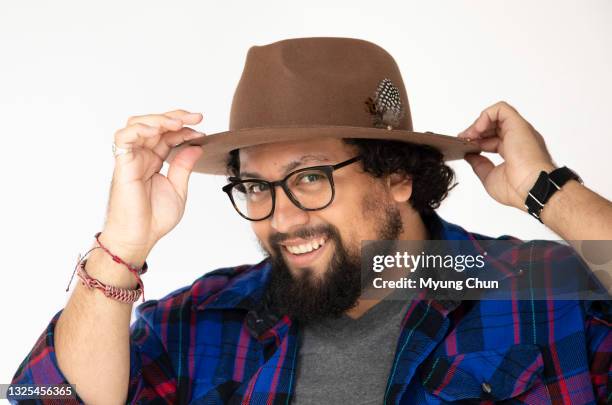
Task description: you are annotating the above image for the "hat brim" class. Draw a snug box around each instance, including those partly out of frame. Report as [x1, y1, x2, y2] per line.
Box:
[165, 125, 481, 175]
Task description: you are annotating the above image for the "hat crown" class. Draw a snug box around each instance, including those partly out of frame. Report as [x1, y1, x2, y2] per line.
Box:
[229, 37, 413, 132]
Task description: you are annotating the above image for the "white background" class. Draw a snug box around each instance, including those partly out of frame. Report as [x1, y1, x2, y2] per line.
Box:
[1, 0, 610, 386]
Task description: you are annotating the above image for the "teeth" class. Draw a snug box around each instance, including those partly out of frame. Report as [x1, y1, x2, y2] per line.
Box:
[286, 237, 326, 255]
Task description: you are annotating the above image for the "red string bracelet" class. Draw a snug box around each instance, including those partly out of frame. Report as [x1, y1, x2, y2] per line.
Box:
[94, 232, 147, 302]
[94, 232, 148, 275]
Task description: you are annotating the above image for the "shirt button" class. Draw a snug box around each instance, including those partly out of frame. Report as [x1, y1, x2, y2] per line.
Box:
[481, 381, 492, 394]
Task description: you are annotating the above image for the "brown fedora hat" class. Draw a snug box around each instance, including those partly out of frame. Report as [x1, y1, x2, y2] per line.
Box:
[167, 37, 480, 175]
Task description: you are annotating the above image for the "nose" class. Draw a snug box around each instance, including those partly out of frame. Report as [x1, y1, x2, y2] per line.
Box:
[270, 186, 309, 233]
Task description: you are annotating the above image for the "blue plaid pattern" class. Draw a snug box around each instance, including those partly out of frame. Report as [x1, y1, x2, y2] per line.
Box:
[12, 212, 611, 404]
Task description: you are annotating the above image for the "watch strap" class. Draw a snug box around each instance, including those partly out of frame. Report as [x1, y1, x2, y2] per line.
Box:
[548, 166, 583, 189]
[525, 166, 581, 222]
[525, 171, 551, 222]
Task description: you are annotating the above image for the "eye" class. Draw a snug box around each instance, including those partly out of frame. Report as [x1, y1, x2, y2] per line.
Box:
[247, 182, 270, 194]
[298, 172, 325, 184]
[231, 183, 245, 194]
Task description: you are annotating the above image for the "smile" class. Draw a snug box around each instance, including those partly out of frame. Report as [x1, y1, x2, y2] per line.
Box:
[281, 237, 329, 268]
[282, 237, 327, 255]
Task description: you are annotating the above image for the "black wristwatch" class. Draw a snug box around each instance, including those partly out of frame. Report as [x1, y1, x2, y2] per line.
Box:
[524, 166, 583, 223]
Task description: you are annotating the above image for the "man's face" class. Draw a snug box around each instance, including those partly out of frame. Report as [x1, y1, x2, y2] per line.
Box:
[238, 137, 408, 322]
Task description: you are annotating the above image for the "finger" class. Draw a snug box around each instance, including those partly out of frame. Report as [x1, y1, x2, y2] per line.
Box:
[114, 123, 162, 149]
[477, 101, 529, 140]
[163, 110, 203, 126]
[152, 127, 206, 160]
[166, 146, 204, 203]
[464, 153, 495, 184]
[126, 114, 183, 132]
[115, 119, 182, 149]
[458, 101, 525, 140]
[114, 125, 203, 163]
[457, 113, 482, 138]
[473, 136, 503, 154]
[459, 110, 496, 140]
[458, 109, 488, 138]
[131, 110, 202, 127]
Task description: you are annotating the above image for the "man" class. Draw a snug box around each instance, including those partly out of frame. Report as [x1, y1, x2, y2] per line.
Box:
[11, 37, 611, 404]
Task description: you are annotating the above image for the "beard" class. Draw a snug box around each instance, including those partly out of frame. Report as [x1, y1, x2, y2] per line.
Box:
[261, 195, 404, 325]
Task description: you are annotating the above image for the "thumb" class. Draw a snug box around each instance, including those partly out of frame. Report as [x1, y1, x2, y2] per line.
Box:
[167, 146, 204, 202]
[464, 153, 494, 185]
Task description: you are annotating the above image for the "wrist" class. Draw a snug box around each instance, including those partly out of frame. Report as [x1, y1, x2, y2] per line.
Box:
[523, 166, 583, 222]
[96, 231, 151, 266]
[82, 232, 150, 290]
[83, 248, 141, 290]
[539, 179, 583, 224]
[517, 162, 557, 208]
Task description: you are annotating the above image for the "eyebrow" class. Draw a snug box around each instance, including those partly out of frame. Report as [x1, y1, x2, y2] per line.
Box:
[239, 154, 331, 179]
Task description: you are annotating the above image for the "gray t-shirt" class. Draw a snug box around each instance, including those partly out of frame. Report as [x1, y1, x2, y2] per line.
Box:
[292, 298, 410, 404]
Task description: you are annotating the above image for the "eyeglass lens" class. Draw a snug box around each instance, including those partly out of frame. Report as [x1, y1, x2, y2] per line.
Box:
[230, 168, 333, 220]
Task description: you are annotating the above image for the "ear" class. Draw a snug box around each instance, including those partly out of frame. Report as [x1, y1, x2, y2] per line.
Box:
[386, 173, 413, 203]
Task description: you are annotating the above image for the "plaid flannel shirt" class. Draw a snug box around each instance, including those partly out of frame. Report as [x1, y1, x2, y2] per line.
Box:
[12, 213, 611, 404]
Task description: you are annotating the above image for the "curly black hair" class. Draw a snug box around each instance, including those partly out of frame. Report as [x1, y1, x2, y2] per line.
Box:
[226, 139, 456, 216]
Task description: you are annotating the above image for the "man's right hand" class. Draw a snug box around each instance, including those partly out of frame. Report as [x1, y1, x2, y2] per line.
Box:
[101, 109, 205, 260]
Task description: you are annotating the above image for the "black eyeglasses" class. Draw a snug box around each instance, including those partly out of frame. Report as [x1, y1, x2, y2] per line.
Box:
[222, 156, 362, 221]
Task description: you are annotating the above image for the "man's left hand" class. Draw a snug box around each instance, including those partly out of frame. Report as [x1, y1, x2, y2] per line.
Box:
[458, 101, 556, 211]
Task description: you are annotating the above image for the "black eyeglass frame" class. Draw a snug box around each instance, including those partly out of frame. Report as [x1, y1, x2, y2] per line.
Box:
[222, 156, 362, 221]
